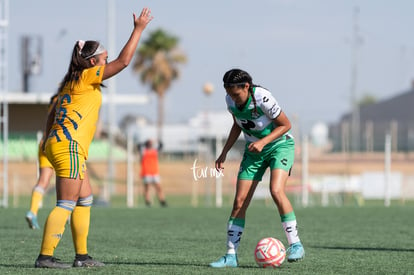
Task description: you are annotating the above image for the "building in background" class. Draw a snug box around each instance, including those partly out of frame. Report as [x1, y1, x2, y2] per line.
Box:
[329, 85, 414, 152]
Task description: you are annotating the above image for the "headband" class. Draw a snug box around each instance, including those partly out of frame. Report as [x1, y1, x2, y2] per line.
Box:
[83, 43, 106, 59]
[223, 82, 247, 88]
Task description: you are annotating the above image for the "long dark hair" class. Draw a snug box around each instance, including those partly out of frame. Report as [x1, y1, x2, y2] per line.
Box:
[57, 40, 100, 93]
[223, 68, 258, 114]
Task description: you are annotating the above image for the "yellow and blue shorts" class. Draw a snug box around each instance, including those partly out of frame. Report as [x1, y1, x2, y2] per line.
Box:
[45, 140, 86, 180]
[38, 143, 53, 169]
[238, 137, 295, 181]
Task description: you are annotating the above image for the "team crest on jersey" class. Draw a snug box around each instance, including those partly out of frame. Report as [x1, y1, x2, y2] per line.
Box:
[96, 68, 101, 76]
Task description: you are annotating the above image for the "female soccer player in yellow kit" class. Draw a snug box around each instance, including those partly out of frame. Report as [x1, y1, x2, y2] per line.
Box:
[34, 7, 153, 269]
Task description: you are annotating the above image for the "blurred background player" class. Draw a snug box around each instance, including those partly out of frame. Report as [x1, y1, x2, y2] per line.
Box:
[210, 68, 305, 268]
[25, 93, 58, 230]
[137, 139, 167, 207]
[34, 7, 153, 269]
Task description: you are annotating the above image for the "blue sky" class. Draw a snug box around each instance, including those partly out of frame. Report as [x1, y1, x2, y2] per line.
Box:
[7, 0, 414, 134]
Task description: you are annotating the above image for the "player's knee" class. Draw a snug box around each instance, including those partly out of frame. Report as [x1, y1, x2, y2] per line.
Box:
[33, 186, 45, 194]
[77, 195, 93, 206]
[270, 187, 285, 202]
[56, 200, 77, 211]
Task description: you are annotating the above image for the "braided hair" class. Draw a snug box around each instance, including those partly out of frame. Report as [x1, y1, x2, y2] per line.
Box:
[57, 40, 100, 93]
[223, 68, 258, 115]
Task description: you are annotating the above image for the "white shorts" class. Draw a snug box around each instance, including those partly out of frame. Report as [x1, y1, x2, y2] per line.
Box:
[142, 175, 160, 184]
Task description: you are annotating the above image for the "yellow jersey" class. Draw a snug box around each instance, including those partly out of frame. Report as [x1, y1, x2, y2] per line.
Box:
[47, 65, 104, 159]
[39, 93, 59, 147]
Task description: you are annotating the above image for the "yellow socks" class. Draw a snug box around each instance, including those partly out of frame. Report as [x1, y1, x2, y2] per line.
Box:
[71, 205, 91, 255]
[39, 196, 92, 257]
[40, 205, 72, 256]
[29, 187, 44, 215]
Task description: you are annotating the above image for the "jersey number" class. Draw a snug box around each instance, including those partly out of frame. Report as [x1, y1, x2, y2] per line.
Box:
[52, 94, 79, 141]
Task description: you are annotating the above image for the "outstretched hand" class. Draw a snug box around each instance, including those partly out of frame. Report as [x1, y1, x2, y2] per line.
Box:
[133, 7, 153, 30]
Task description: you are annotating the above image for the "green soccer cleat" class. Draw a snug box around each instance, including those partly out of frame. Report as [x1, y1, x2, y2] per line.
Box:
[287, 242, 305, 262]
[73, 255, 105, 267]
[25, 211, 40, 229]
[209, 254, 238, 268]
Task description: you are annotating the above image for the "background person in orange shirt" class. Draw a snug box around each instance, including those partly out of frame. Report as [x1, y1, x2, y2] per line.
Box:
[138, 139, 167, 207]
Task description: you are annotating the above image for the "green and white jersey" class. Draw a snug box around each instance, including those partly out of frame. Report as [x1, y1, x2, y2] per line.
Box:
[226, 86, 292, 143]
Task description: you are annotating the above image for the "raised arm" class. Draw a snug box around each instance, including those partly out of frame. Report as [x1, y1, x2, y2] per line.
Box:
[103, 7, 153, 80]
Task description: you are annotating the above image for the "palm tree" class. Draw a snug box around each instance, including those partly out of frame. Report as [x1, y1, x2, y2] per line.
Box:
[133, 28, 187, 141]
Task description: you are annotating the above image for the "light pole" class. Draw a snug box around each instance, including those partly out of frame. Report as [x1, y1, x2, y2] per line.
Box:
[202, 82, 214, 206]
[103, 0, 116, 204]
[0, 0, 9, 207]
[350, 6, 362, 152]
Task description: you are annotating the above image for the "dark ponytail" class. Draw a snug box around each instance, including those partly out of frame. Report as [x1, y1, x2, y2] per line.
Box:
[57, 40, 100, 93]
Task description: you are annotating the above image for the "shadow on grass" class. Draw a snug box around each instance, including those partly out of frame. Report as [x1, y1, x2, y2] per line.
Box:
[312, 245, 414, 253]
[105, 261, 205, 267]
[0, 264, 36, 269]
[104, 261, 259, 269]
[0, 261, 259, 270]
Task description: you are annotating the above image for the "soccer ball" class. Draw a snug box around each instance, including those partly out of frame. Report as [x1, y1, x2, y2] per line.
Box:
[254, 237, 286, 268]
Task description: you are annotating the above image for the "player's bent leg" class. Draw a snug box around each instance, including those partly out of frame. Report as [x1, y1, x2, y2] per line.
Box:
[209, 254, 238, 268]
[25, 210, 40, 230]
[26, 171, 51, 230]
[287, 242, 305, 262]
[27, 167, 54, 229]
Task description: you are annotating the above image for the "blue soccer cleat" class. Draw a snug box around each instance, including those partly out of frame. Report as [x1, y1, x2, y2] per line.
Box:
[25, 211, 40, 229]
[209, 254, 238, 268]
[287, 242, 305, 262]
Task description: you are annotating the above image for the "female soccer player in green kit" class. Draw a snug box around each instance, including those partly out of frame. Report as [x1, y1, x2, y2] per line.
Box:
[210, 69, 305, 268]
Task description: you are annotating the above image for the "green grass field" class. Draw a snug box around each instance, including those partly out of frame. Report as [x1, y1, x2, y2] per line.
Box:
[1, 201, 414, 274]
